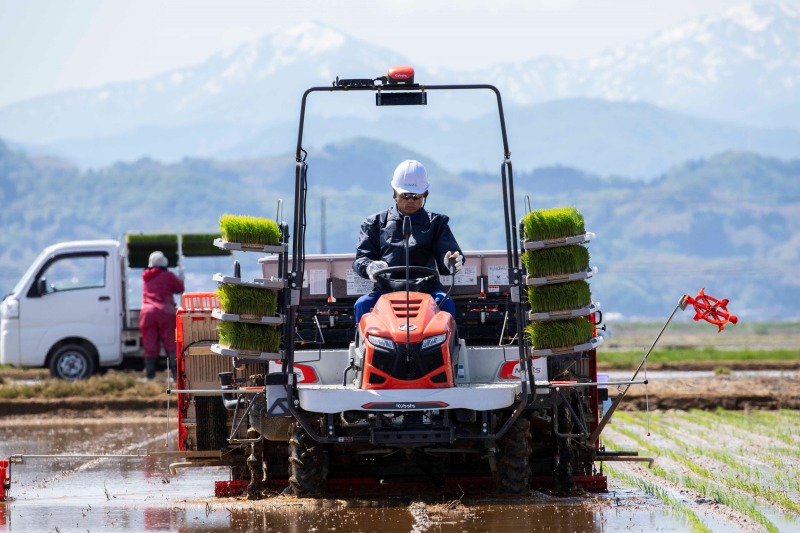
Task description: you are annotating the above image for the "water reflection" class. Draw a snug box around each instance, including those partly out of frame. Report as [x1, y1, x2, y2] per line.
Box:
[0, 418, 691, 532]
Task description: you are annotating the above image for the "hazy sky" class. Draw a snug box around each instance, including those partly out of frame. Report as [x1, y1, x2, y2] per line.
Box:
[0, 0, 794, 107]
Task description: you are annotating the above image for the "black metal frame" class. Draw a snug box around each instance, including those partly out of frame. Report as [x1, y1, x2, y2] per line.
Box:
[283, 78, 532, 444]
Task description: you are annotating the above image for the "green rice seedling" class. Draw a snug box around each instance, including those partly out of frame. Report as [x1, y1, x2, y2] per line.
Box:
[615, 412, 800, 515]
[522, 245, 589, 278]
[604, 463, 712, 533]
[217, 284, 278, 318]
[707, 409, 796, 446]
[671, 410, 800, 462]
[126, 233, 179, 268]
[522, 206, 585, 242]
[527, 280, 591, 313]
[218, 321, 281, 353]
[182, 233, 230, 257]
[679, 474, 778, 533]
[525, 318, 594, 349]
[608, 426, 778, 533]
[219, 214, 281, 246]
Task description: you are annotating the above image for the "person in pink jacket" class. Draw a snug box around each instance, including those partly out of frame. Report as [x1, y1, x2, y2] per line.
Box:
[139, 251, 184, 380]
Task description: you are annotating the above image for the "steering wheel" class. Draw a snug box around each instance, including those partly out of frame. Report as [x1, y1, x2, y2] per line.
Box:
[373, 265, 439, 294]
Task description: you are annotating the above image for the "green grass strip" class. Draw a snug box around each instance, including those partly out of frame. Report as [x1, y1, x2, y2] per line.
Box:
[598, 348, 800, 369]
[126, 233, 179, 268]
[604, 463, 712, 533]
[219, 214, 280, 245]
[526, 318, 594, 350]
[522, 206, 585, 242]
[217, 284, 277, 317]
[218, 322, 281, 353]
[527, 280, 591, 313]
[181, 233, 230, 256]
[522, 245, 589, 278]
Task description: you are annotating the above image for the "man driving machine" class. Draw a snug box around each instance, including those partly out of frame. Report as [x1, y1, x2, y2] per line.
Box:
[353, 160, 464, 324]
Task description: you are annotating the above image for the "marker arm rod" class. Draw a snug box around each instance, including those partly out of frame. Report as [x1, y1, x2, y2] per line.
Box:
[589, 296, 686, 444]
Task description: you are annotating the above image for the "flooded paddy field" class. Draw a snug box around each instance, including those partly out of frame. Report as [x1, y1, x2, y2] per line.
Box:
[1, 409, 798, 532]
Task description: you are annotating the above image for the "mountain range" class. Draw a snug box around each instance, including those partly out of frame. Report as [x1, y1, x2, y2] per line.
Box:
[0, 2, 799, 177]
[1, 138, 797, 321]
[1, 2, 797, 321]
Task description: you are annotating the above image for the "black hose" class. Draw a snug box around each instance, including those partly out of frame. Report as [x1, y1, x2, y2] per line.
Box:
[219, 371, 247, 410]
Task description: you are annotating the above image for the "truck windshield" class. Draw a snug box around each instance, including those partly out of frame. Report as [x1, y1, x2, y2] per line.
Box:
[6, 248, 50, 299]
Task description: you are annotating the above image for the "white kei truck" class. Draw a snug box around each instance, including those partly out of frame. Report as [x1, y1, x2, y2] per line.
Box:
[0, 234, 226, 379]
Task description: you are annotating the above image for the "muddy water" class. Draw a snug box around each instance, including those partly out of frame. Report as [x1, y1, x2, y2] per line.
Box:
[0, 419, 688, 532]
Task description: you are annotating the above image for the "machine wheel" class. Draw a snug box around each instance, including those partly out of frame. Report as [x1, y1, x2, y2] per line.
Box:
[49, 343, 95, 380]
[287, 423, 328, 496]
[496, 415, 531, 494]
[554, 402, 576, 495]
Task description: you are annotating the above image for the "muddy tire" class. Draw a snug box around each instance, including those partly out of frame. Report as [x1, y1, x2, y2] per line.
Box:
[287, 423, 328, 496]
[496, 415, 531, 494]
[49, 343, 95, 380]
[554, 403, 576, 495]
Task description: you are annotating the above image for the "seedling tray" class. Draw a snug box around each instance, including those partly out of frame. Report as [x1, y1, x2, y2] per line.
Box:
[526, 266, 597, 286]
[212, 309, 285, 325]
[528, 302, 601, 321]
[212, 273, 285, 289]
[530, 335, 603, 357]
[211, 344, 283, 361]
[213, 238, 287, 254]
[523, 232, 594, 250]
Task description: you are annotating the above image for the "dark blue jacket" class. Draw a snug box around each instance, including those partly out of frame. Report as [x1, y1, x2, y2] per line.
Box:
[353, 206, 464, 284]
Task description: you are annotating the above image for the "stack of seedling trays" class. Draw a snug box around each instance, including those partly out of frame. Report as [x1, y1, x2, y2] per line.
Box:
[211, 215, 287, 365]
[126, 233, 180, 268]
[126, 233, 231, 268]
[521, 206, 603, 357]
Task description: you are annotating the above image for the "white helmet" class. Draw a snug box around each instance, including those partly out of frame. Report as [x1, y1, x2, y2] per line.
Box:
[148, 251, 168, 268]
[391, 160, 429, 195]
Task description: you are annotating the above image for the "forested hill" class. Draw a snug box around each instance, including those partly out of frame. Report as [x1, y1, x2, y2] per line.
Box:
[1, 138, 797, 320]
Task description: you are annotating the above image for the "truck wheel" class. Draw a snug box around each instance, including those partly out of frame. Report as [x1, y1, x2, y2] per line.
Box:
[496, 415, 531, 494]
[49, 343, 95, 380]
[287, 423, 328, 496]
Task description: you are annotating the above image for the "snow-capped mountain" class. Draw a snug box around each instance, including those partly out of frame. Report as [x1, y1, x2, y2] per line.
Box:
[0, 22, 414, 143]
[456, 2, 800, 121]
[566, 2, 800, 122]
[0, 3, 797, 162]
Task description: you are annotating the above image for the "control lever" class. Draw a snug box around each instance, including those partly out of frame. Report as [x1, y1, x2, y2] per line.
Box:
[402, 216, 412, 364]
[441, 253, 457, 310]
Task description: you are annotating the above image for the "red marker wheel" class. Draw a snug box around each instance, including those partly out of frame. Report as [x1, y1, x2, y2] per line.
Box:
[684, 288, 738, 332]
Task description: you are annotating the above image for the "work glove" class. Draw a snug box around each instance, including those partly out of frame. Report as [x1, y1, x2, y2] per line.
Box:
[444, 251, 463, 273]
[177, 266, 185, 281]
[366, 260, 389, 280]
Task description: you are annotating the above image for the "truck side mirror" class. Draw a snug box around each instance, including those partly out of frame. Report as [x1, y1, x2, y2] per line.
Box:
[37, 277, 47, 296]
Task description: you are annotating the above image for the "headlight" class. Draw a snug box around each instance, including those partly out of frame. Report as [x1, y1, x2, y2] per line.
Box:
[368, 335, 395, 351]
[0, 298, 19, 319]
[421, 333, 447, 350]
